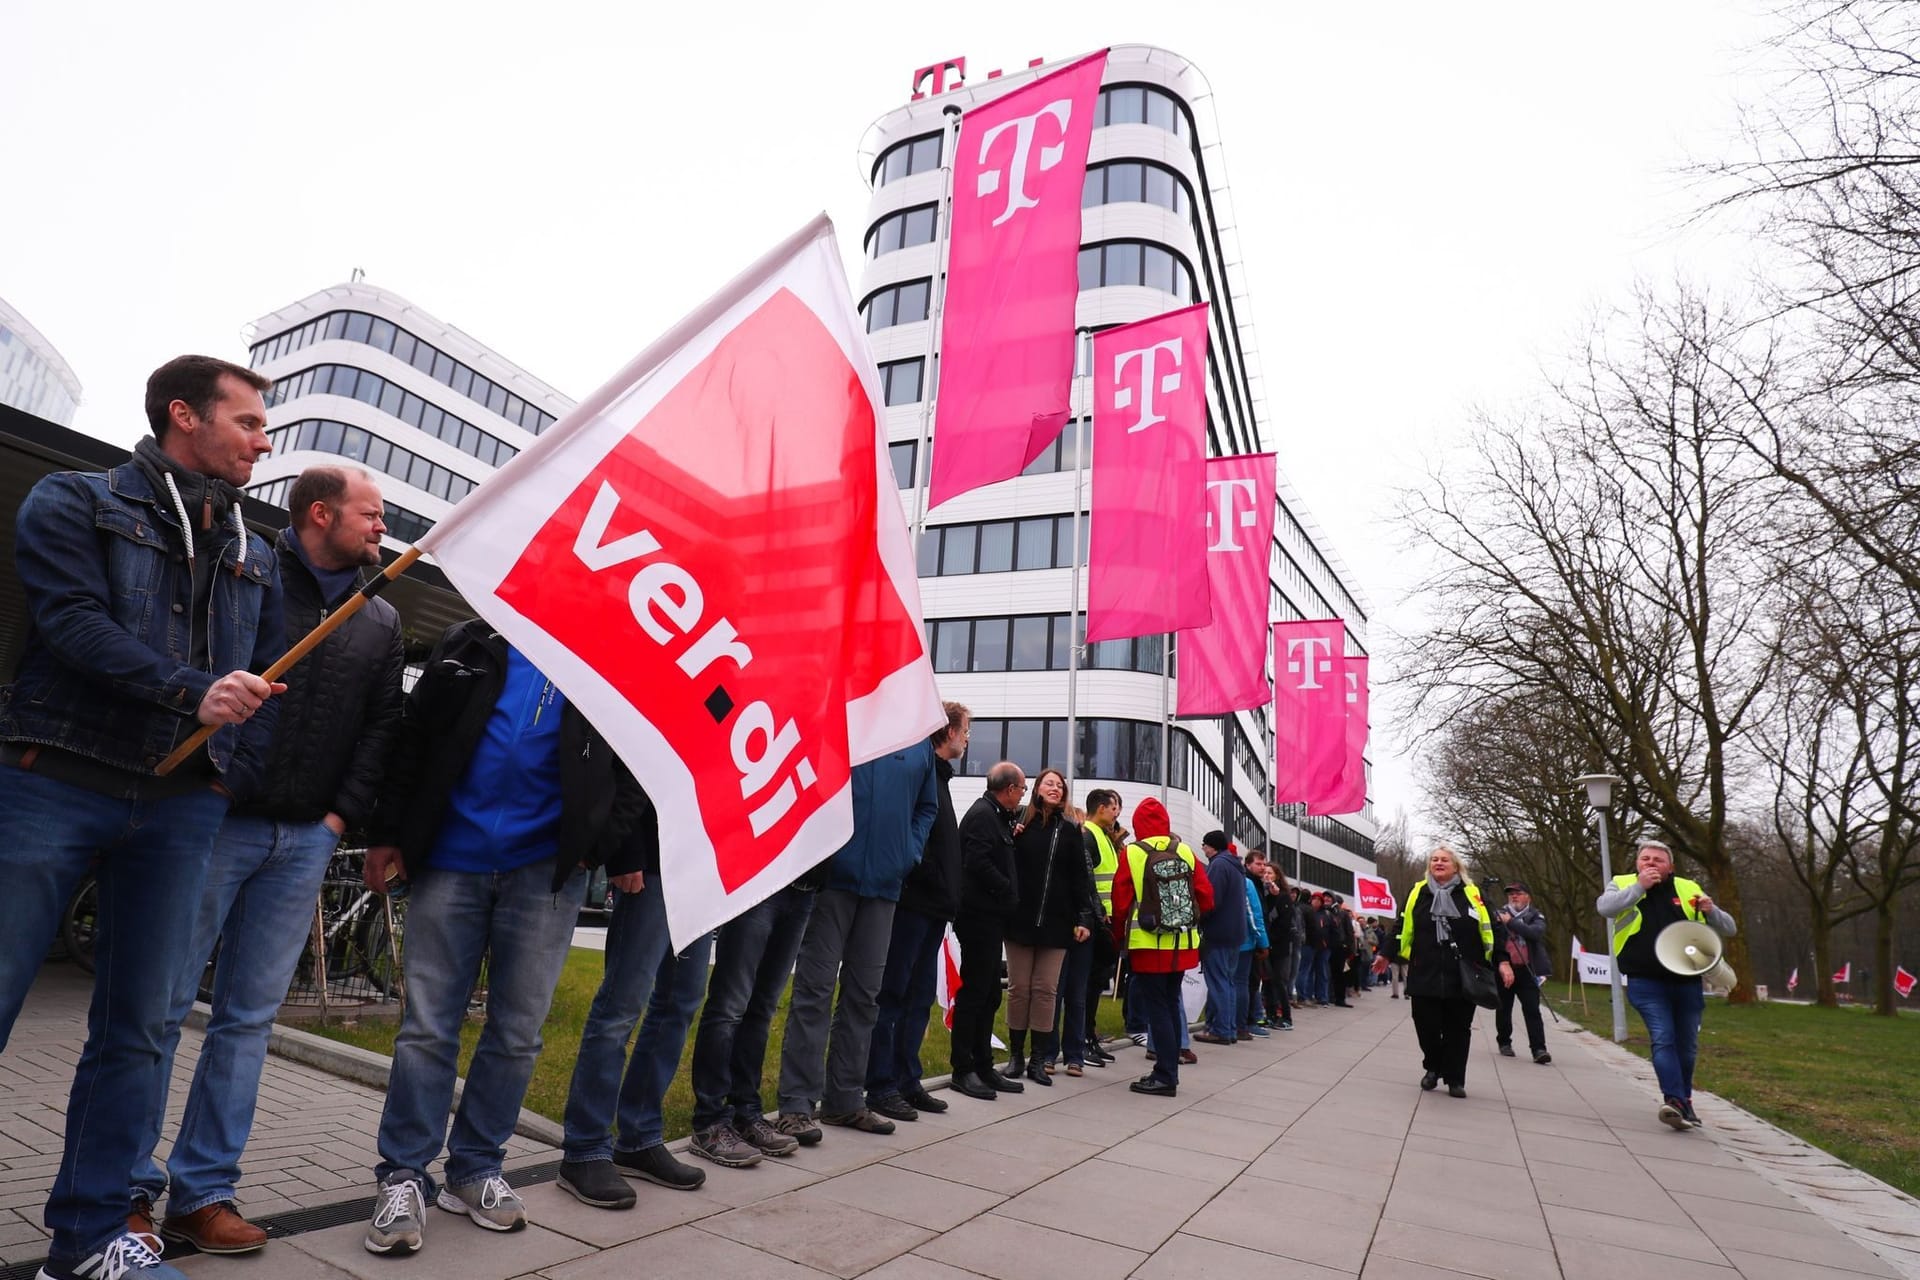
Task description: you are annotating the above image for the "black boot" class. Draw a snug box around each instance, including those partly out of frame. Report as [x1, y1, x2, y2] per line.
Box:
[1006, 1029, 1027, 1077]
[1026, 1031, 1056, 1086]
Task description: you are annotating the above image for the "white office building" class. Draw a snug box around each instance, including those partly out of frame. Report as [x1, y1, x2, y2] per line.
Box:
[242, 283, 573, 548]
[0, 295, 82, 427]
[860, 45, 1378, 893]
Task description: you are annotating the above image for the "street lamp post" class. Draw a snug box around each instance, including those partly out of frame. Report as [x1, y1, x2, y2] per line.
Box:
[1575, 773, 1629, 1043]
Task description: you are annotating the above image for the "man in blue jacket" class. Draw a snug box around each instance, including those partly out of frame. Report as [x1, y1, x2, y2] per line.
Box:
[0, 355, 284, 1280]
[1193, 832, 1247, 1044]
[775, 741, 938, 1143]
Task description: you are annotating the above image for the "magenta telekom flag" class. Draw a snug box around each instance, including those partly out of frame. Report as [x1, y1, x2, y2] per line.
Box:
[1272, 619, 1348, 807]
[1175, 452, 1276, 714]
[1310, 655, 1369, 815]
[928, 50, 1107, 511]
[1086, 304, 1214, 643]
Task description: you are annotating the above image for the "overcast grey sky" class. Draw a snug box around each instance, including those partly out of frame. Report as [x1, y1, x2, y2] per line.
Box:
[2, 1, 1778, 833]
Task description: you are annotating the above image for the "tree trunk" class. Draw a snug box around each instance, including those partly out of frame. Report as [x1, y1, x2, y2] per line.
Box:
[1874, 903, 1897, 1016]
[1703, 862, 1757, 1004]
[1811, 912, 1837, 1008]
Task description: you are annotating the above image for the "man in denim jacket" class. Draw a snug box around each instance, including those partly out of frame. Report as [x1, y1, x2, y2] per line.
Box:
[0, 355, 285, 1280]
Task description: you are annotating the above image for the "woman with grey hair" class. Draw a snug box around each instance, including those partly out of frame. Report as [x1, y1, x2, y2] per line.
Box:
[1389, 847, 1500, 1097]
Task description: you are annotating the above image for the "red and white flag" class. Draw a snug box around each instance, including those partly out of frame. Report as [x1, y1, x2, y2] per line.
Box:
[929, 50, 1107, 510]
[414, 216, 944, 947]
[1787, 967, 1799, 993]
[1354, 874, 1396, 917]
[1175, 452, 1275, 715]
[935, 927, 963, 1029]
[1272, 619, 1348, 808]
[1834, 961, 1853, 984]
[1088, 304, 1213, 642]
[1310, 656, 1370, 816]
[1896, 966, 1916, 999]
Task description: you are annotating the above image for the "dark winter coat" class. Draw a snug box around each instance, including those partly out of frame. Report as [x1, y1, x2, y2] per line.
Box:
[1399, 880, 1495, 1001]
[1005, 811, 1096, 947]
[367, 620, 652, 891]
[1200, 851, 1249, 949]
[897, 755, 962, 921]
[957, 790, 1019, 920]
[234, 530, 403, 829]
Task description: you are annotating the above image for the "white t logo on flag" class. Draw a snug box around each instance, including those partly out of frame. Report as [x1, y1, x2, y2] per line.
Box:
[976, 100, 1072, 226]
[1112, 338, 1184, 434]
[1344, 667, 1360, 704]
[1285, 635, 1334, 690]
[1205, 477, 1259, 552]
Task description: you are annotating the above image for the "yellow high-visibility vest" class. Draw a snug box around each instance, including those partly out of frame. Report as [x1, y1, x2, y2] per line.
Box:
[1607, 873, 1708, 954]
[1125, 836, 1200, 953]
[1088, 822, 1119, 919]
[1397, 879, 1494, 963]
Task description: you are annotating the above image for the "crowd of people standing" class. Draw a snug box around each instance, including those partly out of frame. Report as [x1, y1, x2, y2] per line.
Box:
[0, 355, 1739, 1278]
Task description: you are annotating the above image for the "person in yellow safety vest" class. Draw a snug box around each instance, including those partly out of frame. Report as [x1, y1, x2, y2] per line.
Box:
[1393, 846, 1496, 1098]
[1596, 841, 1737, 1131]
[1055, 788, 1123, 1074]
[1109, 798, 1215, 1098]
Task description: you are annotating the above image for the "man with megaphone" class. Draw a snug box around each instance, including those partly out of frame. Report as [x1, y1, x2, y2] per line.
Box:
[1597, 841, 1738, 1131]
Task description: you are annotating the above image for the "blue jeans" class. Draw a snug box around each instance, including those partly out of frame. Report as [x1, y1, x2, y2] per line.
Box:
[1200, 945, 1239, 1038]
[132, 816, 338, 1213]
[563, 878, 715, 1158]
[1233, 949, 1254, 1032]
[865, 906, 944, 1103]
[0, 768, 228, 1259]
[1627, 975, 1706, 1103]
[1308, 948, 1332, 1003]
[1054, 936, 1094, 1064]
[374, 863, 582, 1195]
[691, 886, 814, 1132]
[1132, 970, 1185, 1087]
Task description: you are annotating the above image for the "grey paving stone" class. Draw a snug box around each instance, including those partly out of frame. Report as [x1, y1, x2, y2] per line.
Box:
[542, 1223, 834, 1279]
[174, 1245, 360, 1277]
[284, 1218, 593, 1280]
[1636, 1154, 1807, 1210]
[1669, 1191, 1834, 1237]
[1529, 1160, 1692, 1226]
[514, 1178, 728, 1249]
[1519, 1131, 1645, 1174]
[1102, 1135, 1249, 1184]
[1692, 1217, 1901, 1276]
[685, 1152, 825, 1207]
[1368, 1218, 1561, 1280]
[914, 1212, 1145, 1280]
[797, 1163, 1006, 1232]
[1132, 1107, 1286, 1161]
[858, 1256, 989, 1280]
[1184, 1172, 1376, 1271]
[949, 1120, 1106, 1173]
[1382, 1181, 1551, 1251]
[1242, 1145, 1393, 1201]
[1555, 1238, 1741, 1280]
[701, 1191, 936, 1278]
[1544, 1203, 1729, 1265]
[884, 1138, 1063, 1195]
[994, 1156, 1218, 1252]
[1719, 1248, 1911, 1280]
[1135, 1231, 1356, 1279]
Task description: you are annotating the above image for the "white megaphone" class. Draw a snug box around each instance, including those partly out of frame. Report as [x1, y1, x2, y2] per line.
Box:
[1654, 921, 1737, 995]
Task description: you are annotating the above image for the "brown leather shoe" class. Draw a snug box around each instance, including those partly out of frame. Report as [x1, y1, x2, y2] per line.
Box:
[128, 1196, 158, 1246]
[162, 1202, 268, 1254]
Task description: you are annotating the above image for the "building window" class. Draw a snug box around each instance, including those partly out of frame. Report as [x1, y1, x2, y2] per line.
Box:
[249, 310, 559, 435]
[862, 279, 933, 333]
[1083, 161, 1187, 215]
[866, 205, 939, 257]
[878, 358, 924, 406]
[265, 367, 518, 472]
[1077, 241, 1195, 300]
[1097, 84, 1186, 137]
[918, 515, 1087, 576]
[246, 476, 436, 545]
[921, 612, 1169, 676]
[265, 417, 485, 510]
[889, 440, 917, 489]
[874, 132, 944, 186]
[955, 716, 1194, 785]
[1020, 422, 1090, 477]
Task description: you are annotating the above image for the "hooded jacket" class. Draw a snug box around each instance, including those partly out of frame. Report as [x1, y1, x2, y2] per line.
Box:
[1201, 846, 1249, 950]
[896, 754, 961, 921]
[824, 741, 939, 901]
[1108, 797, 1216, 973]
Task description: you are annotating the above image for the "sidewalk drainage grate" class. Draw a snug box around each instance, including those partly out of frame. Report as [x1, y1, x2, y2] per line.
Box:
[0, 1160, 565, 1280]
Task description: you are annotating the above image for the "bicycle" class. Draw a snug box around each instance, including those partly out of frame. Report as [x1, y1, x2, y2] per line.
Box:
[304, 847, 406, 1002]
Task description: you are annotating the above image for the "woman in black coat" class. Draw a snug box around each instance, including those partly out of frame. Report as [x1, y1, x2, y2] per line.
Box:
[1394, 846, 1503, 1097]
[1001, 768, 1094, 1086]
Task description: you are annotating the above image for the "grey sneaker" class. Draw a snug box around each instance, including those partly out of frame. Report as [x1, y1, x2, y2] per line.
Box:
[364, 1172, 427, 1255]
[773, 1111, 822, 1147]
[738, 1114, 800, 1156]
[436, 1174, 527, 1232]
[820, 1108, 896, 1135]
[36, 1231, 184, 1278]
[690, 1123, 764, 1168]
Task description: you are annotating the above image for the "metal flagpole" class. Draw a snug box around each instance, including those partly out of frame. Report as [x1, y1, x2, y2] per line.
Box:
[1159, 635, 1172, 807]
[909, 104, 963, 550]
[1065, 328, 1091, 793]
[1221, 713, 1234, 838]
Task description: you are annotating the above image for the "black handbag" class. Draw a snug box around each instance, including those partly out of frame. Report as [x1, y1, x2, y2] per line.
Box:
[1452, 943, 1499, 1010]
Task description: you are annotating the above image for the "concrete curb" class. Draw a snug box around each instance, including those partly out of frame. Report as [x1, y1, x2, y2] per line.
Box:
[187, 1002, 566, 1148]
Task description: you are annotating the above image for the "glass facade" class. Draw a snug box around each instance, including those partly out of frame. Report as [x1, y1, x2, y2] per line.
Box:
[1078, 241, 1197, 300]
[916, 514, 1088, 577]
[249, 310, 558, 436]
[874, 132, 944, 186]
[878, 358, 924, 406]
[926, 613, 1168, 675]
[862, 279, 932, 332]
[957, 716, 1192, 787]
[1083, 160, 1188, 215]
[867, 205, 938, 257]
[264, 419, 480, 504]
[265, 365, 518, 470]
[1096, 84, 1187, 135]
[0, 312, 81, 427]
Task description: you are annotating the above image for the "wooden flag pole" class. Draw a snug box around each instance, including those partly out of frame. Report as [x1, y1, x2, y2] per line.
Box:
[156, 546, 424, 776]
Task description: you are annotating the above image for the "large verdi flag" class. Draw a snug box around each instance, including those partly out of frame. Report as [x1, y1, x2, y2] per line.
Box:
[415, 215, 944, 946]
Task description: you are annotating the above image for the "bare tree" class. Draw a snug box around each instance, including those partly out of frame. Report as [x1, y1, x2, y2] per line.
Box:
[1400, 287, 1794, 1001]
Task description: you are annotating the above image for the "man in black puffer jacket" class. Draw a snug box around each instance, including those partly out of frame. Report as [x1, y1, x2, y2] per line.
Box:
[129, 467, 403, 1255]
[864, 702, 970, 1121]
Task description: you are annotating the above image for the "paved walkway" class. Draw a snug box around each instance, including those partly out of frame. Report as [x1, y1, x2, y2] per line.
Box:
[5, 959, 1918, 1278]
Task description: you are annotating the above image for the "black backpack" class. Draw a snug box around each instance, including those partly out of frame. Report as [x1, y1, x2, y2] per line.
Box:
[1133, 835, 1197, 936]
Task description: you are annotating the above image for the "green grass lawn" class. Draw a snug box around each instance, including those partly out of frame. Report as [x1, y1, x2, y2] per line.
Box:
[1545, 988, 1920, 1198]
[307, 947, 1132, 1142]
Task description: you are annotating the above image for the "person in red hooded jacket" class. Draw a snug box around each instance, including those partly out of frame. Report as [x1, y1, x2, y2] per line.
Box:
[1108, 798, 1215, 1097]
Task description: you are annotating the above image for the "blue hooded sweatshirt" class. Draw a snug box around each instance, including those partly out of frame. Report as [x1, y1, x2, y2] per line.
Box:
[824, 740, 940, 900]
[428, 647, 565, 873]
